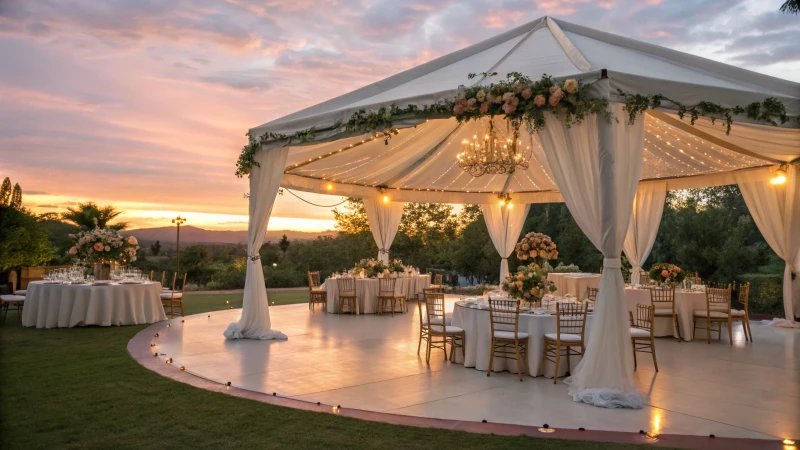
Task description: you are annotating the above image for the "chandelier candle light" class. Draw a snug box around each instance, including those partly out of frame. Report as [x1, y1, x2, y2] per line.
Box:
[457, 120, 531, 177]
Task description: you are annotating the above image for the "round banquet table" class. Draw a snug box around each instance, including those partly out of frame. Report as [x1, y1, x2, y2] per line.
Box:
[547, 273, 601, 299]
[624, 287, 707, 341]
[450, 301, 594, 378]
[22, 281, 167, 328]
[322, 275, 431, 314]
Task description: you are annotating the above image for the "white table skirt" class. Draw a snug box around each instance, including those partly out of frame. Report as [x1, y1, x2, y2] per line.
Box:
[624, 287, 707, 341]
[547, 273, 601, 299]
[22, 281, 167, 328]
[450, 303, 594, 378]
[323, 276, 431, 314]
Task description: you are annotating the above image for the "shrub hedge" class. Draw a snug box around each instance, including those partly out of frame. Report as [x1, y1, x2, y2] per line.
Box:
[739, 273, 783, 315]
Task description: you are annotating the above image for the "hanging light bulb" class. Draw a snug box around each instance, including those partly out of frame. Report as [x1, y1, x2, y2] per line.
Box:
[499, 199, 506, 207]
[383, 195, 389, 203]
[771, 165, 787, 185]
[507, 202, 513, 209]
[326, 183, 333, 191]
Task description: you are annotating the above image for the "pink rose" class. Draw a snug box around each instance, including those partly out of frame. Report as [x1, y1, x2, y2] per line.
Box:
[661, 270, 669, 278]
[521, 88, 532, 99]
[522, 243, 530, 251]
[479, 102, 489, 114]
[534, 95, 545, 107]
[68, 246, 77, 255]
[93, 242, 104, 252]
[467, 98, 477, 107]
[453, 104, 465, 115]
[127, 236, 138, 245]
[549, 85, 560, 94]
[502, 103, 517, 114]
[548, 96, 561, 107]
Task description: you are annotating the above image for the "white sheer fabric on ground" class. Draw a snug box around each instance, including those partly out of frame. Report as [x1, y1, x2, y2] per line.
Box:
[623, 182, 667, 286]
[737, 166, 800, 327]
[481, 203, 531, 282]
[224, 146, 289, 340]
[539, 101, 645, 409]
[363, 198, 405, 264]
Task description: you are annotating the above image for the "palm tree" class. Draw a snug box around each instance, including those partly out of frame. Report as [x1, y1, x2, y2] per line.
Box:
[278, 234, 290, 259]
[781, 0, 799, 14]
[61, 202, 128, 230]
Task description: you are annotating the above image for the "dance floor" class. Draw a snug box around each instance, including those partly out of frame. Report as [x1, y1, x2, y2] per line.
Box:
[146, 298, 799, 441]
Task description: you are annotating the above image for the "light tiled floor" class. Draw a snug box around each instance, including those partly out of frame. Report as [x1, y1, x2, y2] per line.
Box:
[152, 299, 799, 440]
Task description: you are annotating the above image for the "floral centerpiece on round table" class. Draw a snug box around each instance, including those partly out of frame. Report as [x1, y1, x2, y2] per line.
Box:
[515, 232, 558, 267]
[501, 261, 557, 303]
[648, 263, 685, 285]
[351, 258, 387, 278]
[68, 227, 139, 278]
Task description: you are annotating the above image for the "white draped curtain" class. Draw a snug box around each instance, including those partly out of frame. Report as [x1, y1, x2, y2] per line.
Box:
[363, 198, 405, 263]
[481, 203, 531, 282]
[623, 182, 668, 286]
[539, 102, 645, 408]
[736, 165, 800, 327]
[224, 146, 289, 341]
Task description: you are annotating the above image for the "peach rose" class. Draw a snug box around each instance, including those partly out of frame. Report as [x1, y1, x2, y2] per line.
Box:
[521, 88, 533, 100]
[68, 246, 77, 255]
[539, 250, 548, 258]
[93, 242, 104, 252]
[127, 236, 138, 245]
[563, 79, 579, 94]
[661, 270, 669, 278]
[548, 96, 561, 107]
[479, 102, 489, 114]
[534, 95, 545, 107]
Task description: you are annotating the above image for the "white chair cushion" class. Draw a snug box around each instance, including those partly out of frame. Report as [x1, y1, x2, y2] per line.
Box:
[694, 310, 728, 318]
[422, 316, 452, 326]
[494, 330, 529, 339]
[730, 309, 746, 317]
[653, 308, 673, 315]
[1, 295, 25, 302]
[14, 290, 26, 295]
[160, 292, 183, 299]
[629, 327, 650, 338]
[544, 333, 582, 342]
[429, 325, 464, 334]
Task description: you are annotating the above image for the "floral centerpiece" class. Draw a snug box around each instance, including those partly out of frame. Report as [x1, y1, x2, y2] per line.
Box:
[552, 263, 580, 273]
[515, 232, 558, 267]
[648, 263, 685, 285]
[387, 259, 409, 274]
[351, 258, 387, 278]
[501, 261, 557, 303]
[68, 227, 139, 278]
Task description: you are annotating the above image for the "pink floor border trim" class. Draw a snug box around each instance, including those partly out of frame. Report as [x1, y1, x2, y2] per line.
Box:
[128, 314, 785, 450]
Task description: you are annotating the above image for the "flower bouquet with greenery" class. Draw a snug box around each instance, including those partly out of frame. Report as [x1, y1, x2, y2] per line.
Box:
[69, 227, 139, 266]
[648, 263, 685, 284]
[387, 259, 407, 274]
[501, 261, 557, 302]
[515, 232, 558, 267]
[351, 258, 387, 278]
[552, 263, 580, 273]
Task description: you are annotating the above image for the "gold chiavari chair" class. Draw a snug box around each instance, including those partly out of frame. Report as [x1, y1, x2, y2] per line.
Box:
[336, 277, 357, 314]
[585, 287, 599, 303]
[418, 290, 453, 354]
[648, 285, 681, 341]
[629, 304, 658, 372]
[487, 298, 529, 381]
[430, 273, 444, 293]
[377, 277, 406, 316]
[307, 271, 327, 312]
[424, 293, 465, 363]
[541, 302, 587, 384]
[731, 283, 753, 342]
[693, 284, 733, 344]
[160, 273, 187, 318]
[149, 270, 154, 281]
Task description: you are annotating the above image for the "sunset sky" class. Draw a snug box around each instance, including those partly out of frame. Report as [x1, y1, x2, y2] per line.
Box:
[2, 0, 798, 232]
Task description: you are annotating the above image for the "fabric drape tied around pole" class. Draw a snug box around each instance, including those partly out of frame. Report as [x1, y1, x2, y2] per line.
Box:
[364, 198, 404, 264]
[603, 258, 622, 269]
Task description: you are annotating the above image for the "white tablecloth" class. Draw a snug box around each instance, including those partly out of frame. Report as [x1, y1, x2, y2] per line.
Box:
[451, 302, 594, 378]
[624, 287, 707, 341]
[323, 275, 431, 314]
[547, 273, 601, 299]
[22, 281, 167, 328]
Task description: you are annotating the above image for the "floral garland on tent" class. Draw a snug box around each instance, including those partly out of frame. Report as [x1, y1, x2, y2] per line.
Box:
[234, 72, 794, 178]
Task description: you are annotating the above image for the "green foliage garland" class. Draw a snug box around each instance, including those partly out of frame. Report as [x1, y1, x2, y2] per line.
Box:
[617, 90, 791, 134]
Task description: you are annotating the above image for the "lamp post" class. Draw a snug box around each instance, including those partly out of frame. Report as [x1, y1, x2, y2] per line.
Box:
[172, 215, 186, 274]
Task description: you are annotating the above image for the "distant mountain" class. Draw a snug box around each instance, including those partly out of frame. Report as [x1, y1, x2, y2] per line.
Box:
[127, 225, 337, 244]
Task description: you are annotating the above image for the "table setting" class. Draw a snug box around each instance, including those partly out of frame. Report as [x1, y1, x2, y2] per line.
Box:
[323, 259, 431, 314]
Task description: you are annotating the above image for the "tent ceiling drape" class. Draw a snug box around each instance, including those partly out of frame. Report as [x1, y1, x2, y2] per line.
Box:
[236, 15, 800, 406]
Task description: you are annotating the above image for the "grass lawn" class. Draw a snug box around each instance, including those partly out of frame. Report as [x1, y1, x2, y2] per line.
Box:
[0, 290, 651, 450]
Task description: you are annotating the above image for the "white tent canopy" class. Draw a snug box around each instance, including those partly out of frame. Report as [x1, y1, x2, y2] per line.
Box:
[228, 16, 800, 409]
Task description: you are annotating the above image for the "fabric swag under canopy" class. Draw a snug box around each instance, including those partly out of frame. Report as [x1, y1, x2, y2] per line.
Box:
[233, 16, 800, 409]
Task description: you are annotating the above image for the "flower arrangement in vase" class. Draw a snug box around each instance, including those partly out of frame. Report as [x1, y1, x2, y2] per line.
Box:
[648, 263, 685, 285]
[501, 261, 557, 304]
[68, 227, 139, 279]
[515, 232, 558, 267]
[351, 258, 387, 278]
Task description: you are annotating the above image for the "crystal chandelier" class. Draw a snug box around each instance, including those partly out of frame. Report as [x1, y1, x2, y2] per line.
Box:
[457, 120, 531, 177]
